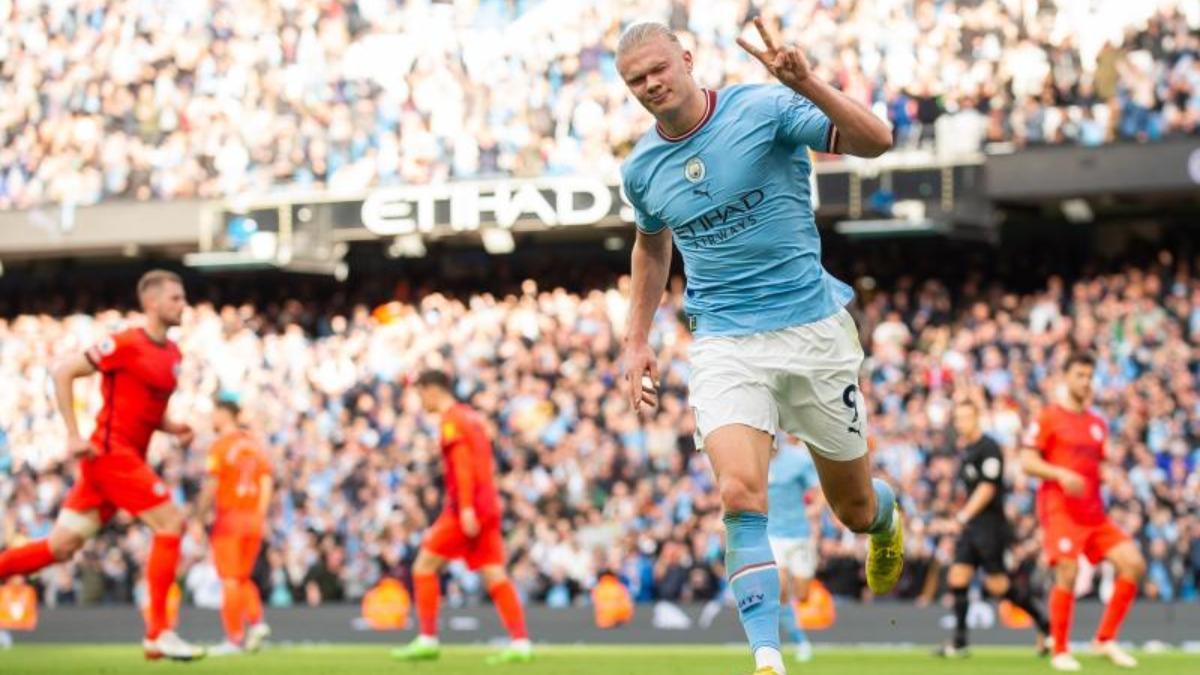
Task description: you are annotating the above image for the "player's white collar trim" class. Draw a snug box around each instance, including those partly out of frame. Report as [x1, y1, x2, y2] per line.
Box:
[657, 89, 717, 142]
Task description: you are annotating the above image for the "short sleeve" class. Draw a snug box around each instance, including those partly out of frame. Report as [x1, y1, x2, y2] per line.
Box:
[978, 439, 1004, 484]
[621, 171, 667, 235]
[1023, 410, 1054, 453]
[772, 86, 836, 152]
[85, 332, 132, 374]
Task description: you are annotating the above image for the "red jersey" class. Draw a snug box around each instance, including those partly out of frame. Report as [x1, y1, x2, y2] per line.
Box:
[439, 403, 501, 523]
[1026, 403, 1108, 525]
[85, 328, 181, 457]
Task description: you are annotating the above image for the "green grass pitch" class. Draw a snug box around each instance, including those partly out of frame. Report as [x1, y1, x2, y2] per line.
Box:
[0, 644, 1194, 674]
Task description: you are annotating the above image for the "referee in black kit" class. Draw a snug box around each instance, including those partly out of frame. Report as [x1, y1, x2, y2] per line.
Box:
[935, 399, 1050, 657]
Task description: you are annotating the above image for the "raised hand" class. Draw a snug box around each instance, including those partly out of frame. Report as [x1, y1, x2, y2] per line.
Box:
[736, 16, 812, 90]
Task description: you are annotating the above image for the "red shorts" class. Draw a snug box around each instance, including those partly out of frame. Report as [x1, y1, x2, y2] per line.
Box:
[62, 450, 169, 521]
[212, 530, 263, 580]
[422, 512, 505, 570]
[1042, 514, 1130, 565]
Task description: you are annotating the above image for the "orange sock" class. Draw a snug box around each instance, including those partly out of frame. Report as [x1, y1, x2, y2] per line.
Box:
[241, 579, 263, 626]
[1096, 577, 1137, 642]
[0, 541, 56, 579]
[414, 572, 440, 638]
[220, 580, 245, 644]
[145, 533, 181, 640]
[1049, 586, 1074, 655]
[486, 578, 529, 640]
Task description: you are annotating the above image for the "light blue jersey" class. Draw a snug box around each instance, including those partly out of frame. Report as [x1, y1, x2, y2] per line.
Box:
[767, 443, 820, 538]
[621, 84, 854, 336]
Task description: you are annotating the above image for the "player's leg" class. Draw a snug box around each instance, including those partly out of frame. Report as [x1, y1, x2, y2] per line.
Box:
[780, 310, 902, 594]
[102, 452, 202, 661]
[708, 424, 786, 675]
[135, 501, 185, 639]
[1091, 534, 1144, 668]
[391, 548, 448, 660]
[776, 539, 815, 662]
[393, 515, 458, 662]
[212, 535, 247, 648]
[975, 524, 1051, 652]
[807, 452, 901, 595]
[945, 563, 975, 654]
[0, 474, 104, 578]
[239, 535, 269, 652]
[479, 563, 532, 664]
[986, 567, 1051, 650]
[0, 513, 94, 578]
[1048, 559, 1080, 671]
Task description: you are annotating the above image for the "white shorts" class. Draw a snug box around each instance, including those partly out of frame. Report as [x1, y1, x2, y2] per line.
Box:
[769, 536, 819, 578]
[688, 308, 868, 462]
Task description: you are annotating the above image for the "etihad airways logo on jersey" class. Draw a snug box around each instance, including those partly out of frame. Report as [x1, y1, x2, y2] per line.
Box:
[680, 188, 765, 247]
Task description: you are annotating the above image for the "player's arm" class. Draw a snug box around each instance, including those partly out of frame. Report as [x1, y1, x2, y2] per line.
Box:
[447, 434, 480, 536]
[956, 443, 1002, 525]
[622, 226, 672, 410]
[195, 480, 216, 525]
[1019, 448, 1085, 495]
[257, 473, 273, 522]
[738, 17, 891, 157]
[955, 482, 996, 526]
[196, 446, 221, 524]
[52, 352, 98, 458]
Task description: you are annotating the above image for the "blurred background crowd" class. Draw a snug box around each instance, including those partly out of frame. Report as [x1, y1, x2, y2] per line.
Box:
[1, 0, 1198, 209]
[2, 237, 1198, 612]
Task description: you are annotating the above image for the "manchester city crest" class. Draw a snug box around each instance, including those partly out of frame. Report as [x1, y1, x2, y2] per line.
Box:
[684, 156, 706, 183]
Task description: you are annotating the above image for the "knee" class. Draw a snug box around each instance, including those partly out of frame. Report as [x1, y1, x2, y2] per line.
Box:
[480, 566, 507, 588]
[718, 474, 766, 514]
[48, 530, 85, 562]
[413, 553, 440, 576]
[150, 505, 185, 535]
[1055, 562, 1078, 588]
[830, 492, 875, 533]
[1121, 555, 1146, 581]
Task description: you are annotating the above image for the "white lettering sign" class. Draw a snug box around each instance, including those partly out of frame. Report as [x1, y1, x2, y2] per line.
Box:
[361, 177, 629, 235]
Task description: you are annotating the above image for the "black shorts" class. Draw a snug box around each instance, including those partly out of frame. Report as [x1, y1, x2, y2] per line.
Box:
[953, 520, 1010, 575]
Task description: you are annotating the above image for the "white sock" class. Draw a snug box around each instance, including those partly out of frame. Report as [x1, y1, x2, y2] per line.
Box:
[511, 638, 532, 651]
[754, 646, 785, 673]
[416, 634, 439, 647]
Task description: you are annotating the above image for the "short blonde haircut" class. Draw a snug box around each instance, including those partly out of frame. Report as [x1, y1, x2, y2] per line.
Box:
[616, 21, 680, 59]
[137, 269, 182, 297]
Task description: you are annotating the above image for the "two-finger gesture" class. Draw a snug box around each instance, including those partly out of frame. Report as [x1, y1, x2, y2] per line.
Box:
[736, 16, 812, 90]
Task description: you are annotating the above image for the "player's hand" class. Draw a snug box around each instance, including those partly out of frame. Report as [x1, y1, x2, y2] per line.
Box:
[621, 340, 660, 412]
[166, 422, 195, 448]
[460, 508, 480, 538]
[67, 434, 94, 459]
[1057, 469, 1086, 496]
[175, 424, 195, 448]
[737, 16, 813, 90]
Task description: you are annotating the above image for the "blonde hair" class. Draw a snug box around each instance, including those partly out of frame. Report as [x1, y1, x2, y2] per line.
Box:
[137, 269, 182, 297]
[616, 21, 680, 58]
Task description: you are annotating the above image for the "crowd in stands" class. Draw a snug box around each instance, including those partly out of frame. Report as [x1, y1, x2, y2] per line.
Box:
[1, 0, 1198, 209]
[1, 241, 1198, 612]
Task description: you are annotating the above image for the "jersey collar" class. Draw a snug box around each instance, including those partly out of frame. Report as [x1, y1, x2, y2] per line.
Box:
[656, 89, 717, 143]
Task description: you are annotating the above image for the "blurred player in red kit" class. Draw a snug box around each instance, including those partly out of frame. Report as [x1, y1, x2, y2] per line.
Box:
[1021, 352, 1145, 671]
[391, 370, 532, 665]
[199, 398, 273, 655]
[0, 270, 205, 660]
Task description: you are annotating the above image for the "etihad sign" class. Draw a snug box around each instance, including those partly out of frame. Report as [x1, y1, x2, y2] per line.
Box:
[360, 178, 633, 235]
